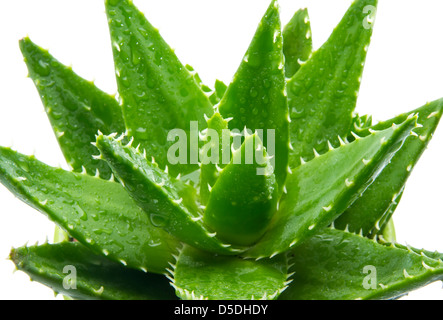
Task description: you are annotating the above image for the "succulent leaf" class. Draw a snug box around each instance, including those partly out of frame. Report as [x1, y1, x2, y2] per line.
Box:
[280, 229, 443, 300]
[95, 133, 243, 255]
[105, 0, 214, 177]
[352, 113, 373, 131]
[379, 238, 443, 262]
[203, 134, 278, 246]
[335, 98, 443, 235]
[0, 146, 178, 274]
[244, 116, 417, 258]
[171, 245, 289, 300]
[379, 217, 397, 243]
[287, 0, 377, 167]
[207, 79, 229, 105]
[1, 0, 443, 301]
[213, 79, 228, 102]
[19, 37, 126, 180]
[10, 242, 177, 300]
[283, 8, 312, 78]
[199, 112, 230, 205]
[219, 0, 289, 192]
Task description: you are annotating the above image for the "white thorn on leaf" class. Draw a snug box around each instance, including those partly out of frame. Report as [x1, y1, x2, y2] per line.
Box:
[338, 136, 346, 146]
[427, 111, 439, 119]
[422, 260, 434, 270]
[345, 178, 354, 187]
[270, 251, 280, 259]
[351, 131, 361, 140]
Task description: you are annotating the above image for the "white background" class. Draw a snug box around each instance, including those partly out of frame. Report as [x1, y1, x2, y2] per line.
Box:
[0, 0, 442, 300]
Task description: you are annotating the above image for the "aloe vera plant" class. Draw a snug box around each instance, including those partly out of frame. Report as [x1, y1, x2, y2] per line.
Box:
[1, 0, 443, 300]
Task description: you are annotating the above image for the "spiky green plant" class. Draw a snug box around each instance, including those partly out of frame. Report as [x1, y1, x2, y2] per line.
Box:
[2, 0, 443, 300]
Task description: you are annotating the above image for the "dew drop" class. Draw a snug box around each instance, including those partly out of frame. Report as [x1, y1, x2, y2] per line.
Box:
[93, 228, 113, 235]
[179, 87, 189, 97]
[250, 87, 258, 98]
[149, 213, 168, 227]
[37, 60, 50, 76]
[148, 239, 162, 247]
[120, 76, 130, 88]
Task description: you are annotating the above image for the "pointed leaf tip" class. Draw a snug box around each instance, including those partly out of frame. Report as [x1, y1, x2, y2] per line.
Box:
[219, 0, 288, 194]
[204, 134, 279, 246]
[19, 37, 125, 180]
[105, 0, 213, 177]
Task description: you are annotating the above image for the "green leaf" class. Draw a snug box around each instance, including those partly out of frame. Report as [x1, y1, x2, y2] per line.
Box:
[208, 79, 229, 105]
[287, 0, 377, 167]
[380, 217, 397, 243]
[105, 0, 213, 177]
[95, 133, 243, 255]
[279, 229, 443, 300]
[185, 64, 213, 95]
[171, 245, 289, 300]
[199, 112, 231, 205]
[335, 98, 443, 235]
[283, 8, 312, 78]
[214, 79, 228, 100]
[244, 115, 417, 259]
[352, 112, 373, 131]
[10, 242, 176, 300]
[219, 0, 289, 192]
[0, 147, 178, 274]
[203, 134, 278, 246]
[19, 37, 125, 179]
[379, 238, 443, 262]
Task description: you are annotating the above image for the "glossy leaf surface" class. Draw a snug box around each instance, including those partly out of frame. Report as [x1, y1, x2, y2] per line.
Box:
[0, 147, 178, 274]
[20, 37, 125, 179]
[287, 0, 377, 167]
[172, 245, 289, 300]
[11, 242, 177, 300]
[105, 0, 214, 177]
[280, 229, 443, 300]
